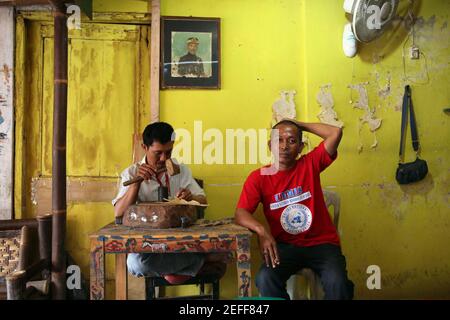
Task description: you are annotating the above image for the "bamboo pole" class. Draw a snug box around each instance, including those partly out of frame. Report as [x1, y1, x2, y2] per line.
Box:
[37, 214, 52, 265]
[0, 219, 37, 231]
[6, 270, 26, 300]
[49, 0, 68, 300]
[18, 226, 32, 270]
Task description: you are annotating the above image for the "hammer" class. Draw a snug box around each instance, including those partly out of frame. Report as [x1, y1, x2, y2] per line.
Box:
[122, 158, 180, 186]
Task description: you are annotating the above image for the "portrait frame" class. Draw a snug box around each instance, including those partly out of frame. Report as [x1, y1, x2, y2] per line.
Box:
[161, 16, 221, 89]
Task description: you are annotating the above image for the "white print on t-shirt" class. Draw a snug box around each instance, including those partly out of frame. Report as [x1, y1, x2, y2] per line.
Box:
[274, 186, 303, 202]
[270, 191, 311, 210]
[280, 203, 312, 235]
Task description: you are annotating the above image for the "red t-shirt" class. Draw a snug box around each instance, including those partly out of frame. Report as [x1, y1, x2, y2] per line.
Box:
[237, 141, 340, 247]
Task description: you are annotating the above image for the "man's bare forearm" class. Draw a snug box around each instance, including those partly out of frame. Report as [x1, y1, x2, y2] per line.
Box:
[235, 208, 266, 236]
[296, 122, 341, 139]
[285, 120, 343, 156]
[114, 184, 140, 217]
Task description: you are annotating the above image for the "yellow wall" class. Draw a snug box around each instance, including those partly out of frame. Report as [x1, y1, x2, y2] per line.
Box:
[160, 0, 450, 299]
[15, 0, 450, 299]
[160, 0, 305, 299]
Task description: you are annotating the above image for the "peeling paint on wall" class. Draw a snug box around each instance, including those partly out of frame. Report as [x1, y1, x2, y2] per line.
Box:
[376, 71, 392, 99]
[1, 63, 11, 83]
[316, 84, 344, 128]
[31, 177, 39, 206]
[271, 90, 297, 126]
[348, 82, 382, 152]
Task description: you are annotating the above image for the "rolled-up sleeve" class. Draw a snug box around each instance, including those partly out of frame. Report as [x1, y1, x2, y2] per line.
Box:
[112, 167, 134, 206]
[306, 141, 338, 173]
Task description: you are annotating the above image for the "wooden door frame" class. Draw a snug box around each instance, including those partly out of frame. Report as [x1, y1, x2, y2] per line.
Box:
[17, 10, 151, 24]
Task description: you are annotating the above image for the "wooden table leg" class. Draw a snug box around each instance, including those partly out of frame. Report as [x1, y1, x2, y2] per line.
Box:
[90, 239, 105, 300]
[236, 234, 252, 297]
[115, 253, 128, 300]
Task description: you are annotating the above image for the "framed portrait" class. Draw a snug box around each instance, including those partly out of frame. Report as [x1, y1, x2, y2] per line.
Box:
[161, 16, 221, 89]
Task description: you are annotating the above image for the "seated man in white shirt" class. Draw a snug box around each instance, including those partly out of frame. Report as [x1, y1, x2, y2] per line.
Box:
[112, 122, 222, 284]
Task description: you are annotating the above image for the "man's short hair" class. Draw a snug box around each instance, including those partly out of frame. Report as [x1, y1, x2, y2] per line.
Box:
[272, 120, 303, 142]
[143, 122, 174, 147]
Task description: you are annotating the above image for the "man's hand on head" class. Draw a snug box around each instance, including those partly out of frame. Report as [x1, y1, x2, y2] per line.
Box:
[279, 120, 343, 156]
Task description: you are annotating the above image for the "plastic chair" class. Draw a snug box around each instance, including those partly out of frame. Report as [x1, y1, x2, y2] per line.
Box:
[285, 189, 340, 300]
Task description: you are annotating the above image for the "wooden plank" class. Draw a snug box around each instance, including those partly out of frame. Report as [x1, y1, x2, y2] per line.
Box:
[17, 16, 42, 220]
[149, 0, 160, 123]
[18, 10, 151, 24]
[0, 0, 47, 5]
[13, 16, 25, 219]
[115, 253, 128, 300]
[132, 133, 145, 163]
[0, 0, 50, 5]
[32, 177, 119, 215]
[0, 7, 14, 220]
[40, 23, 140, 41]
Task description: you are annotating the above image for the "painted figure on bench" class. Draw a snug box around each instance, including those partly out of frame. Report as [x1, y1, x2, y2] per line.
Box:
[113, 122, 223, 284]
[235, 119, 354, 300]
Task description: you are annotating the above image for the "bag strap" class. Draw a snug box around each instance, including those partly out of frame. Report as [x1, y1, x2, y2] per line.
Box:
[408, 87, 420, 152]
[399, 85, 420, 162]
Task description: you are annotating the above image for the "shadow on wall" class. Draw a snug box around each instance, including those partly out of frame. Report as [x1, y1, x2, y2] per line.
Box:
[349, 0, 422, 63]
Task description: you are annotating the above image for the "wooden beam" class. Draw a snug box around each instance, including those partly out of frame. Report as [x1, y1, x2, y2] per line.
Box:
[115, 254, 128, 300]
[0, 0, 64, 6]
[150, 0, 160, 123]
[32, 177, 119, 216]
[0, 0, 48, 6]
[18, 10, 151, 23]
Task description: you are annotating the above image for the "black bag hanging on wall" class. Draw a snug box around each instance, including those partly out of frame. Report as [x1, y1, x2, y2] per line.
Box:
[396, 85, 428, 184]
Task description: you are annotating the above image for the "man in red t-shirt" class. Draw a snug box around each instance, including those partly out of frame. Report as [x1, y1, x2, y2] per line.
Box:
[235, 119, 354, 300]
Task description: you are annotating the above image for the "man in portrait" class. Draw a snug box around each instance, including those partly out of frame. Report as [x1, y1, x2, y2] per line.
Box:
[177, 37, 205, 77]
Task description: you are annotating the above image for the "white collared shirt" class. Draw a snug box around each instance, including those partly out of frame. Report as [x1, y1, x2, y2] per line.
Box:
[112, 157, 205, 206]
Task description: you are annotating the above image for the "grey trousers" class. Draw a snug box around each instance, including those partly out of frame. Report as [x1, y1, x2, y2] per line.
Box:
[127, 253, 205, 277]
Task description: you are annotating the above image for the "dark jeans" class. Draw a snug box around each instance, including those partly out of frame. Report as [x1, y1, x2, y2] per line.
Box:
[255, 242, 354, 300]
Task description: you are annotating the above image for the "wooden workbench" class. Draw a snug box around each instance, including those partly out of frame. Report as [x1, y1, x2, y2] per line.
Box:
[89, 219, 253, 300]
